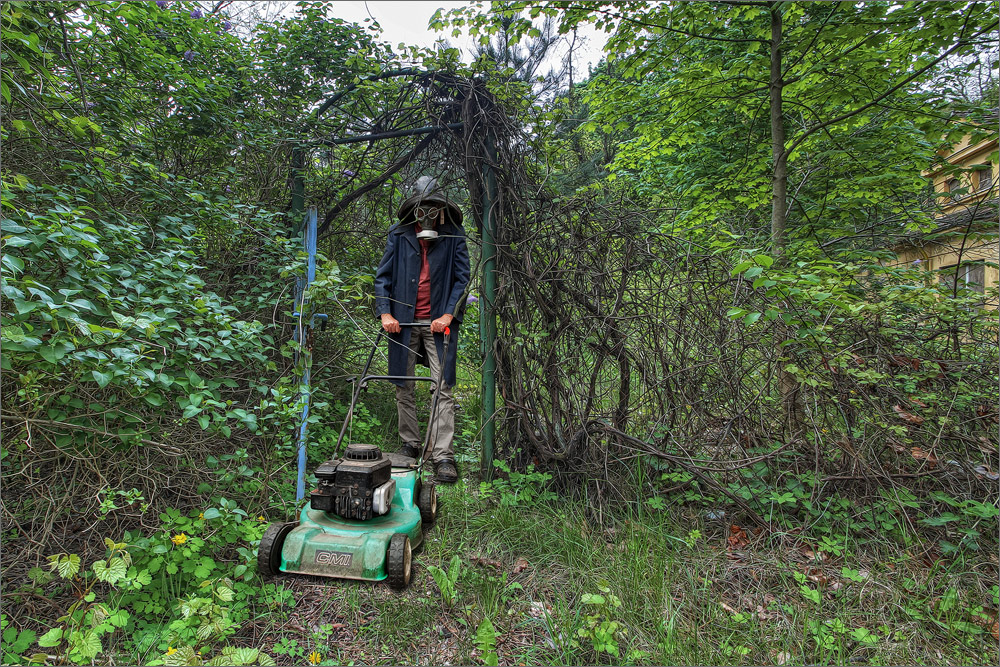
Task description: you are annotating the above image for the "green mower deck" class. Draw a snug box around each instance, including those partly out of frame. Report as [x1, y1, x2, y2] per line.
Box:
[259, 464, 437, 588]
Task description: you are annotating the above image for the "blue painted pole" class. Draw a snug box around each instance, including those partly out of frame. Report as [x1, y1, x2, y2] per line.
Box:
[295, 207, 319, 502]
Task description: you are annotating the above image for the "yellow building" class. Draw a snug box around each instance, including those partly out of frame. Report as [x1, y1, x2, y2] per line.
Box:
[893, 116, 999, 307]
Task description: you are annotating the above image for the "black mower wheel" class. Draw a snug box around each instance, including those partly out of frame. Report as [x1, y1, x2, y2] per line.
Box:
[418, 480, 438, 523]
[257, 522, 296, 577]
[386, 533, 412, 590]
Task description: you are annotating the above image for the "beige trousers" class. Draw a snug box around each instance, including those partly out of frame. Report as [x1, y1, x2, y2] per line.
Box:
[395, 323, 455, 463]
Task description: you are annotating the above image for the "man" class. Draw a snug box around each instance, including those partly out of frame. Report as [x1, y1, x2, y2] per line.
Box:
[374, 176, 470, 483]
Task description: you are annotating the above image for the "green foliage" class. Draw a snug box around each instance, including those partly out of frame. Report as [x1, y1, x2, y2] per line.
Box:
[474, 616, 500, 666]
[17, 498, 281, 666]
[427, 554, 463, 608]
[478, 460, 557, 506]
[576, 584, 629, 659]
[1, 160, 294, 451]
[1, 615, 37, 665]
[24, 539, 151, 666]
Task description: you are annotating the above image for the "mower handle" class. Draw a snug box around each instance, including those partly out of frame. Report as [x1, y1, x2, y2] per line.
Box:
[393, 322, 451, 335]
[332, 322, 452, 465]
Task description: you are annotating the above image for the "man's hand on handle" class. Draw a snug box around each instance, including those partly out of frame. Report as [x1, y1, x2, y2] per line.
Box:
[382, 313, 452, 334]
[430, 314, 453, 333]
[380, 313, 401, 334]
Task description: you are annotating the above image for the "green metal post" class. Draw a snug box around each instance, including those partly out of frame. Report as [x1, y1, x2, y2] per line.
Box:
[480, 136, 498, 481]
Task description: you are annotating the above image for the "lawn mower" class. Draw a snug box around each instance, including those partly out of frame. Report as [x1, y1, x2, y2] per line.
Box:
[257, 323, 447, 588]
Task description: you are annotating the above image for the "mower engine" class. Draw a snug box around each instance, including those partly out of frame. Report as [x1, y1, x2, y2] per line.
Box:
[310, 444, 395, 521]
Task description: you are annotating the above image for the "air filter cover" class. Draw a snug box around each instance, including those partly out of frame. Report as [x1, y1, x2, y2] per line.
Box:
[344, 444, 382, 461]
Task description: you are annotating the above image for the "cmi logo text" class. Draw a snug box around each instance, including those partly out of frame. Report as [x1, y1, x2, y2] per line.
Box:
[315, 550, 353, 566]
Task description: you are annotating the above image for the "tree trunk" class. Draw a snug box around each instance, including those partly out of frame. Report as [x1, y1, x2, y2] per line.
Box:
[769, 3, 803, 437]
[769, 4, 787, 257]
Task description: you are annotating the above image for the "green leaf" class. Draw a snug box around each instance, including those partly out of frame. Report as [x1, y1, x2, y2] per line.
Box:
[68, 630, 101, 660]
[1, 219, 27, 234]
[143, 393, 164, 406]
[753, 254, 774, 268]
[107, 610, 130, 628]
[93, 557, 127, 584]
[2, 254, 25, 274]
[48, 553, 81, 579]
[37, 627, 63, 648]
[216, 585, 234, 602]
[731, 260, 753, 275]
[13, 298, 37, 314]
[800, 586, 821, 604]
[92, 370, 113, 388]
[202, 508, 221, 520]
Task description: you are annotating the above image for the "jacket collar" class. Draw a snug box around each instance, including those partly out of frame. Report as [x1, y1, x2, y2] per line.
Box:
[394, 222, 450, 253]
[393, 222, 419, 252]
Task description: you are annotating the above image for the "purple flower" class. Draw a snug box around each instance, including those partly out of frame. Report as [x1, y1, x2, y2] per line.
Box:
[156, 0, 168, 8]
[466, 294, 478, 305]
[85, 101, 96, 109]
[342, 169, 356, 177]
[183, 50, 195, 62]
[223, 20, 232, 31]
[190, 8, 202, 19]
[912, 259, 921, 264]
[225, 185, 231, 193]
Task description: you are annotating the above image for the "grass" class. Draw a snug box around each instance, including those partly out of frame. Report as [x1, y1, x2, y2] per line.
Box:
[247, 470, 998, 666]
[249, 364, 998, 666]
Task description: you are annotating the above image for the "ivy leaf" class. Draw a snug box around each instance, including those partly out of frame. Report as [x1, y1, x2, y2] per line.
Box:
[92, 370, 113, 388]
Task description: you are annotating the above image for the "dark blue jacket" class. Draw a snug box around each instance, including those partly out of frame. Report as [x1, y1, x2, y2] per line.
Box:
[374, 220, 470, 386]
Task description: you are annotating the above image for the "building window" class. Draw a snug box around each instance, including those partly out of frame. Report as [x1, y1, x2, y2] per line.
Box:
[939, 262, 985, 295]
[977, 167, 993, 192]
[946, 177, 962, 194]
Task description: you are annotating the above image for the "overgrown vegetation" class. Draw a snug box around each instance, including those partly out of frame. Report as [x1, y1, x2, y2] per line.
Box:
[2, 1, 997, 666]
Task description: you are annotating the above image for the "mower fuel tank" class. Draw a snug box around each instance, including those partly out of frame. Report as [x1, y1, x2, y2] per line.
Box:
[310, 444, 392, 521]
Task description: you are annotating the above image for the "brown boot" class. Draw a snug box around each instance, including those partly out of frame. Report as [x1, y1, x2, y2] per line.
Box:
[434, 460, 458, 484]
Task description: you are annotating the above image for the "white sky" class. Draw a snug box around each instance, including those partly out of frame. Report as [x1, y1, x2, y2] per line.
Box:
[311, 1, 607, 75]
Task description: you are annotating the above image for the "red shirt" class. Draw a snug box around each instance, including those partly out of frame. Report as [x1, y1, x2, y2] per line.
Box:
[414, 239, 431, 319]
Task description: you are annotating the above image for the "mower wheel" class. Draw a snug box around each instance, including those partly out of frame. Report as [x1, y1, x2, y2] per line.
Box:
[386, 533, 412, 589]
[418, 481, 438, 523]
[257, 522, 296, 576]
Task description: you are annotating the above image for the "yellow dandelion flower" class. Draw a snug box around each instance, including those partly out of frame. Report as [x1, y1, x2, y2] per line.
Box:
[198, 512, 205, 520]
[308, 651, 323, 665]
[171, 533, 188, 545]
[166, 647, 177, 656]
[257, 515, 266, 522]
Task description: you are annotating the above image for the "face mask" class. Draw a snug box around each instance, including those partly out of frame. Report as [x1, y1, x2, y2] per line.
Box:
[414, 206, 441, 239]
